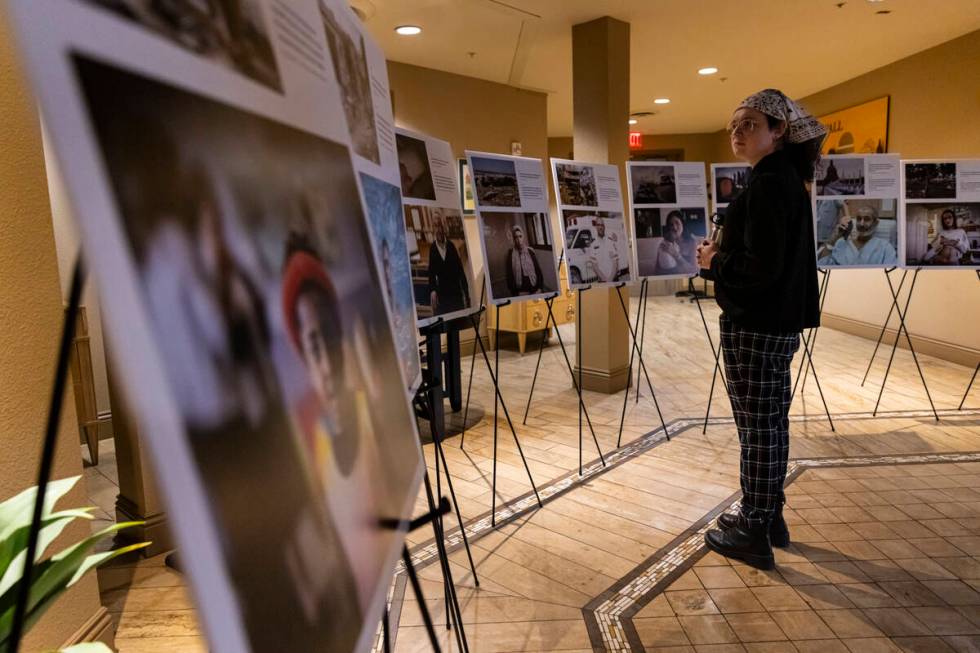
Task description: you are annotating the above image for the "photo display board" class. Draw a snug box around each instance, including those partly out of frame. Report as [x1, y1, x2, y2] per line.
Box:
[627, 161, 709, 279]
[813, 154, 902, 269]
[901, 159, 980, 269]
[710, 163, 751, 218]
[320, 0, 422, 394]
[6, 2, 425, 651]
[397, 128, 478, 324]
[466, 151, 561, 304]
[550, 158, 634, 289]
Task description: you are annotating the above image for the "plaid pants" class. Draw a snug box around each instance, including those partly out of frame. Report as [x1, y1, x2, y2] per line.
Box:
[719, 315, 800, 527]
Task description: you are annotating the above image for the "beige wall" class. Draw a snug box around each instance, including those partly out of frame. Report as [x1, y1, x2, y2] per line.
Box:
[798, 29, 980, 355]
[0, 16, 106, 652]
[387, 61, 549, 289]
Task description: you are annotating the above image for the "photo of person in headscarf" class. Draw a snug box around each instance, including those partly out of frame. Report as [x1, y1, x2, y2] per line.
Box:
[478, 211, 559, 302]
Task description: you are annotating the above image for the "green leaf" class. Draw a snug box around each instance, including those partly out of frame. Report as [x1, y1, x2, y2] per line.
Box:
[0, 515, 79, 600]
[0, 521, 144, 645]
[0, 477, 81, 544]
[55, 643, 113, 653]
[0, 509, 95, 582]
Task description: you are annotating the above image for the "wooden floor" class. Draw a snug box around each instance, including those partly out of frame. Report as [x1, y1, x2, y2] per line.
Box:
[82, 295, 980, 652]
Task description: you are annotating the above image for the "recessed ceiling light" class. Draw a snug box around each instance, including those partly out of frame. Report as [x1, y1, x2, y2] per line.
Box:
[876, 9, 891, 13]
[698, 67, 718, 76]
[395, 25, 422, 36]
[654, 98, 670, 105]
[628, 118, 638, 125]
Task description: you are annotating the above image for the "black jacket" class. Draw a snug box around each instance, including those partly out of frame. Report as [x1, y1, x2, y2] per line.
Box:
[428, 239, 470, 313]
[704, 150, 820, 333]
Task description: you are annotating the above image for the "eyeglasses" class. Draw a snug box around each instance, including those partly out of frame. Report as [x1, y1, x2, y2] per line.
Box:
[726, 118, 759, 136]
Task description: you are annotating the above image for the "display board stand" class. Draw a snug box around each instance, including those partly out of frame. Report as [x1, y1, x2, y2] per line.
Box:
[454, 297, 542, 526]
[615, 278, 663, 446]
[958, 271, 980, 410]
[412, 331, 479, 588]
[872, 268, 940, 421]
[633, 278, 651, 405]
[612, 283, 669, 447]
[690, 276, 728, 434]
[788, 269, 836, 432]
[8, 258, 85, 653]
[861, 268, 910, 387]
[700, 270, 835, 432]
[519, 254, 607, 474]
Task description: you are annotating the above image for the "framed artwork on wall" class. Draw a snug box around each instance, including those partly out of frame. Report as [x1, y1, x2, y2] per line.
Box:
[458, 158, 475, 214]
[817, 96, 890, 155]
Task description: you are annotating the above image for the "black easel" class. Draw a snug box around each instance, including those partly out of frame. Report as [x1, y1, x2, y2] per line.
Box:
[8, 259, 85, 653]
[787, 269, 836, 431]
[415, 322, 480, 587]
[860, 267, 909, 387]
[454, 301, 542, 526]
[690, 275, 729, 434]
[872, 268, 939, 420]
[612, 283, 669, 446]
[958, 270, 980, 410]
[633, 278, 651, 404]
[616, 278, 654, 445]
[519, 266, 606, 473]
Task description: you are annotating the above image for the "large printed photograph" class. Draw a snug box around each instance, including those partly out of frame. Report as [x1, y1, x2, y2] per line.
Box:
[74, 55, 420, 651]
[84, 0, 282, 91]
[403, 205, 475, 320]
[358, 173, 421, 390]
[396, 132, 436, 201]
[320, 0, 380, 164]
[561, 210, 631, 286]
[816, 199, 898, 268]
[555, 162, 598, 207]
[629, 164, 676, 204]
[905, 203, 980, 267]
[478, 211, 559, 303]
[471, 155, 521, 207]
[816, 157, 865, 196]
[633, 207, 707, 278]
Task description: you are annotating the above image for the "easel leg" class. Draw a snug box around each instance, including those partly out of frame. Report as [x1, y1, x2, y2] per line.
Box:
[543, 300, 605, 465]
[615, 287, 669, 439]
[522, 298, 554, 425]
[469, 308, 542, 527]
[382, 606, 392, 653]
[691, 277, 727, 434]
[861, 268, 908, 387]
[459, 287, 486, 449]
[635, 280, 650, 404]
[798, 270, 832, 397]
[616, 281, 648, 447]
[577, 289, 583, 475]
[420, 468, 469, 652]
[791, 269, 830, 402]
[874, 269, 939, 421]
[402, 544, 443, 653]
[960, 362, 980, 411]
[493, 308, 501, 525]
[799, 333, 835, 431]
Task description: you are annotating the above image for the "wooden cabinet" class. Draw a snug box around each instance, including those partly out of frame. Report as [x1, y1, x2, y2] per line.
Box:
[487, 264, 577, 353]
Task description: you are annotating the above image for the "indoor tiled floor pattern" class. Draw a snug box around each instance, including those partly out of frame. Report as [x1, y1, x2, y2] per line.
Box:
[81, 293, 980, 652]
[633, 463, 980, 653]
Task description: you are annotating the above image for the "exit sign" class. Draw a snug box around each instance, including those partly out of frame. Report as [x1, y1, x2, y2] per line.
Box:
[629, 132, 643, 149]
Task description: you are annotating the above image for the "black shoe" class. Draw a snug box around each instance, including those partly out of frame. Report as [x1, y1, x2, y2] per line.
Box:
[717, 511, 790, 548]
[705, 519, 775, 570]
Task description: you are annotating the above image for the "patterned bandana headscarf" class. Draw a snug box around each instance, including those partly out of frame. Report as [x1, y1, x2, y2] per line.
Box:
[738, 89, 827, 145]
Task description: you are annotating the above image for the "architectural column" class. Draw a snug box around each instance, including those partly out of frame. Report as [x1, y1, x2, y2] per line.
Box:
[108, 364, 173, 558]
[571, 16, 631, 393]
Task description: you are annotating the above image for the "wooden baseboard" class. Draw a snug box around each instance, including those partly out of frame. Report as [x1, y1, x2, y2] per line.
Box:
[62, 606, 114, 649]
[573, 364, 630, 394]
[821, 312, 979, 367]
[116, 496, 173, 558]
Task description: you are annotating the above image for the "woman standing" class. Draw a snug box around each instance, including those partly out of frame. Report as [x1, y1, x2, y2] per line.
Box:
[697, 89, 826, 570]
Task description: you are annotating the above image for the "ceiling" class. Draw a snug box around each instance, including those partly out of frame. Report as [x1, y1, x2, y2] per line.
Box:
[356, 0, 980, 137]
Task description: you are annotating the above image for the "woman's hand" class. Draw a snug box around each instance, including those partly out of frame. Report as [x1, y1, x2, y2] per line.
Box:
[696, 240, 718, 270]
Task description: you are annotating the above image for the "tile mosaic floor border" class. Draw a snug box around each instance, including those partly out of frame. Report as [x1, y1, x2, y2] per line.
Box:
[584, 449, 980, 652]
[378, 406, 980, 652]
